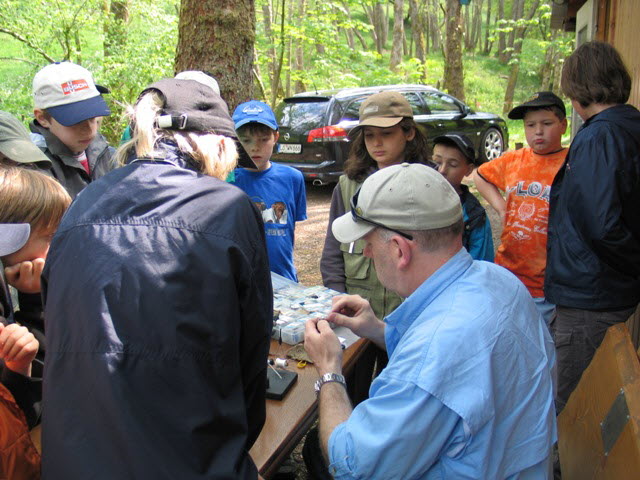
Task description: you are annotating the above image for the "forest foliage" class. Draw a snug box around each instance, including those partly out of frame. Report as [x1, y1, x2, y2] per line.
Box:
[0, 0, 574, 145]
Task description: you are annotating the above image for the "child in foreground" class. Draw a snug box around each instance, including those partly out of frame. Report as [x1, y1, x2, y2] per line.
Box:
[432, 133, 494, 262]
[232, 100, 307, 282]
[0, 166, 71, 377]
[473, 91, 568, 325]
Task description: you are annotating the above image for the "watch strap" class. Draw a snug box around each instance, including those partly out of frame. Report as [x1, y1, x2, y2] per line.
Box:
[314, 372, 347, 395]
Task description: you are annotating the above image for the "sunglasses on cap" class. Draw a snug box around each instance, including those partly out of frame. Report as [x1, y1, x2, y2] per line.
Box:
[350, 189, 413, 241]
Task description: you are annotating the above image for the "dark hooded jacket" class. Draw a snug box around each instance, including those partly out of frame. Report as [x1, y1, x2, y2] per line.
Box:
[29, 120, 116, 198]
[545, 104, 640, 310]
[41, 144, 273, 479]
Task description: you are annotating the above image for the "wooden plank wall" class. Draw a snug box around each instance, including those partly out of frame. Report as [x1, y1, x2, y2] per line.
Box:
[596, 0, 640, 347]
[598, 0, 640, 108]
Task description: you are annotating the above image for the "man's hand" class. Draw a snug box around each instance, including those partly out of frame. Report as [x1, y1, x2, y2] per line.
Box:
[4, 258, 45, 294]
[0, 323, 39, 377]
[326, 295, 387, 350]
[305, 318, 343, 376]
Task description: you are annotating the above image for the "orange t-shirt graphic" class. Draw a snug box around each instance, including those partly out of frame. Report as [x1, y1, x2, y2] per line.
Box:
[477, 147, 567, 297]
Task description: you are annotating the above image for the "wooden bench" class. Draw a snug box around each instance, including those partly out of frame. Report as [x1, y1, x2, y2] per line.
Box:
[558, 323, 640, 479]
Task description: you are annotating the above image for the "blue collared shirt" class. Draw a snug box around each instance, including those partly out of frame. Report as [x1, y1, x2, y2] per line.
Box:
[329, 249, 556, 479]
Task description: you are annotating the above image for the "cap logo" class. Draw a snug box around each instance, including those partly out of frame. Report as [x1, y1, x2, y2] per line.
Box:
[243, 105, 263, 115]
[363, 105, 379, 115]
[61, 79, 90, 95]
[527, 93, 539, 102]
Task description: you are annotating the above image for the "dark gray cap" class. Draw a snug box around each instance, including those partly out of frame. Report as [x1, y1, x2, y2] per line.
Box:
[139, 78, 236, 137]
[433, 133, 477, 164]
[138, 78, 256, 168]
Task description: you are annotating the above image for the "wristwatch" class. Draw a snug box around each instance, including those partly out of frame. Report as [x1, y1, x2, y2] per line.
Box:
[314, 373, 347, 395]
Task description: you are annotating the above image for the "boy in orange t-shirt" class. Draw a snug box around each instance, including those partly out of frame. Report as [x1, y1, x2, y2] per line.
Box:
[473, 91, 567, 326]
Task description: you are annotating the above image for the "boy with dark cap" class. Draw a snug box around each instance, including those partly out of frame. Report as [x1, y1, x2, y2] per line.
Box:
[432, 133, 494, 261]
[30, 61, 115, 198]
[473, 92, 568, 326]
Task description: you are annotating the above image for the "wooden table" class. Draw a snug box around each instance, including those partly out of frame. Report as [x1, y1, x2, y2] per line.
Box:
[250, 337, 368, 479]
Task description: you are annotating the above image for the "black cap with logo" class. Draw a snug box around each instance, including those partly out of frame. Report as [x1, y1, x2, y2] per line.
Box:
[508, 91, 566, 120]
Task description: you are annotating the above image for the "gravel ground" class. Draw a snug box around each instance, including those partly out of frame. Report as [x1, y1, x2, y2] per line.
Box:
[285, 178, 502, 479]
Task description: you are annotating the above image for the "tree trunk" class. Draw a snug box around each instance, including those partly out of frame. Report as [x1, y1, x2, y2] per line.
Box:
[502, 0, 541, 113]
[373, 2, 387, 53]
[292, 0, 306, 93]
[389, 0, 404, 71]
[104, 0, 129, 58]
[470, 0, 482, 51]
[271, 0, 286, 105]
[409, 0, 425, 61]
[483, 0, 493, 54]
[443, 0, 464, 101]
[540, 29, 557, 90]
[502, 0, 524, 64]
[262, 1, 277, 87]
[428, 0, 440, 52]
[463, 5, 471, 50]
[497, 0, 506, 62]
[176, 0, 255, 110]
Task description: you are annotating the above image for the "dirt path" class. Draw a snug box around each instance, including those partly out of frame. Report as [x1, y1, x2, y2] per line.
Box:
[293, 184, 334, 287]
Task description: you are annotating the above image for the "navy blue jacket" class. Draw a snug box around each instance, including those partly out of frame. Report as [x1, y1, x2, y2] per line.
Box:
[42, 146, 273, 479]
[545, 104, 640, 310]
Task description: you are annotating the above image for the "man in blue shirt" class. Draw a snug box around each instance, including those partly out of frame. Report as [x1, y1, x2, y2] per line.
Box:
[305, 163, 556, 479]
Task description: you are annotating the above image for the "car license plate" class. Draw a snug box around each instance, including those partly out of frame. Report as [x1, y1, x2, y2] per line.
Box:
[278, 144, 302, 154]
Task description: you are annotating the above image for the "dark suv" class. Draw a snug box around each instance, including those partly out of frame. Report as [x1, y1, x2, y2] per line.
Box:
[272, 84, 508, 185]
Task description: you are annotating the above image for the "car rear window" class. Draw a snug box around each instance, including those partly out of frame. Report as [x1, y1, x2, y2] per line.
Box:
[275, 100, 329, 132]
[335, 92, 427, 123]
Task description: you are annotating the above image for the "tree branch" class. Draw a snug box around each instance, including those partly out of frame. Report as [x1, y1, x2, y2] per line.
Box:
[0, 27, 55, 63]
[0, 56, 40, 66]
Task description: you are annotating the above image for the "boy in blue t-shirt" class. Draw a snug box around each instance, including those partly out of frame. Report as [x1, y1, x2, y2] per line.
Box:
[432, 133, 494, 261]
[232, 100, 307, 281]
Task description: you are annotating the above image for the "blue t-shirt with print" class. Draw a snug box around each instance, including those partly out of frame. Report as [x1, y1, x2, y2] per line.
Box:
[232, 162, 307, 281]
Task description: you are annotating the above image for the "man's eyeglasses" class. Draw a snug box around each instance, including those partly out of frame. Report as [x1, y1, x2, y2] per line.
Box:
[350, 189, 413, 241]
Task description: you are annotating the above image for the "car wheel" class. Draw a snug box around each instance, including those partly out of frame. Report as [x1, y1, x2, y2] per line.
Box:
[480, 128, 504, 162]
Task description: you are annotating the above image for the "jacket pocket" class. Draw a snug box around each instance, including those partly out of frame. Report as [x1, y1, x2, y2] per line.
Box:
[553, 330, 572, 348]
[343, 252, 370, 281]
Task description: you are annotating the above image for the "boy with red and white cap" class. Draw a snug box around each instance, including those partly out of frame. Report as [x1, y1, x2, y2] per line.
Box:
[30, 61, 116, 198]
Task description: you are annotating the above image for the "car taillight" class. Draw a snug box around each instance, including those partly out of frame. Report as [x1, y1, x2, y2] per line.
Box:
[307, 125, 348, 143]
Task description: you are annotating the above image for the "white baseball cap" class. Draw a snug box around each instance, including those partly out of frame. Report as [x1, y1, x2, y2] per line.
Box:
[0, 224, 30, 257]
[332, 163, 463, 244]
[33, 62, 111, 126]
[175, 71, 220, 95]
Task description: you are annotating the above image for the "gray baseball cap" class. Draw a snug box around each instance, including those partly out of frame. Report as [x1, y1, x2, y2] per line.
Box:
[0, 111, 50, 165]
[332, 163, 463, 244]
[0, 223, 30, 257]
